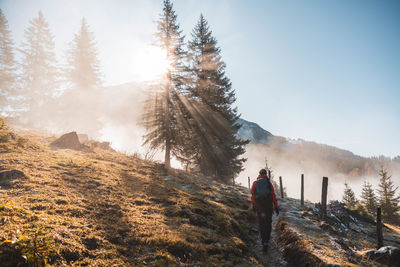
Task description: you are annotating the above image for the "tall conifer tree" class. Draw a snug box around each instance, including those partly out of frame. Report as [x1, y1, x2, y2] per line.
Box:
[58, 18, 103, 134]
[65, 18, 101, 91]
[377, 166, 399, 223]
[186, 14, 248, 181]
[142, 0, 186, 169]
[19, 11, 58, 111]
[343, 182, 358, 209]
[0, 9, 17, 112]
[360, 180, 377, 214]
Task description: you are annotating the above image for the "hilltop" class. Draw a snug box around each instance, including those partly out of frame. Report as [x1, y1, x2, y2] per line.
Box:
[1, 118, 399, 266]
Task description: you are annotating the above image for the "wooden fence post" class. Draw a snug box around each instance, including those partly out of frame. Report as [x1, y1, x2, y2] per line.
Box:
[279, 176, 284, 198]
[301, 174, 304, 206]
[321, 177, 328, 219]
[377, 207, 383, 248]
[248, 177, 250, 191]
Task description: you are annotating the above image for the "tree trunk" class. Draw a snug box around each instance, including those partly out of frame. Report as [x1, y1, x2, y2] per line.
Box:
[164, 69, 171, 169]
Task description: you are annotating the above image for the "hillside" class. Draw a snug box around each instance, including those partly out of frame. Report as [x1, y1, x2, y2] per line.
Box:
[0, 118, 274, 266]
[1, 119, 399, 266]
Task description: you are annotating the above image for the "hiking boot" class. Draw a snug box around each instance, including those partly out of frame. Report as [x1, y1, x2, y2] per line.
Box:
[262, 243, 268, 252]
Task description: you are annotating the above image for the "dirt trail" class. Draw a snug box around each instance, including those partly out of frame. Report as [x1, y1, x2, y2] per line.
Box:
[249, 203, 288, 266]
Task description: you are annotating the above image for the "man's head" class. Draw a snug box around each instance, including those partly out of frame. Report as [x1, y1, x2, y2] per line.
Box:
[259, 169, 267, 176]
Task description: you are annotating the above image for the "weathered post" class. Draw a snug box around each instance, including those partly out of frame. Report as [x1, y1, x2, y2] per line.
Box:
[376, 207, 383, 248]
[301, 174, 304, 206]
[248, 177, 251, 191]
[279, 176, 284, 198]
[321, 177, 328, 219]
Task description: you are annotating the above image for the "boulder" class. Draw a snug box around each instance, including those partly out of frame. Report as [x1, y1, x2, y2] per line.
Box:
[50, 132, 83, 150]
[365, 246, 400, 267]
[86, 140, 115, 152]
[77, 133, 89, 143]
[0, 170, 25, 186]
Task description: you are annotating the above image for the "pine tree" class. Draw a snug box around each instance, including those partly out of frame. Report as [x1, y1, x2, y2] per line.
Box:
[142, 0, 186, 169]
[377, 166, 400, 223]
[360, 180, 377, 214]
[343, 182, 358, 209]
[0, 9, 17, 112]
[57, 18, 103, 134]
[65, 18, 101, 91]
[186, 14, 248, 181]
[19, 11, 58, 112]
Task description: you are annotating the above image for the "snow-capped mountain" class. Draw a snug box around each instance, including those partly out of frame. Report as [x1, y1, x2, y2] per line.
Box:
[236, 118, 273, 145]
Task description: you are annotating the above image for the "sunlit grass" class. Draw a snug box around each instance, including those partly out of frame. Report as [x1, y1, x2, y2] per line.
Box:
[0, 118, 256, 265]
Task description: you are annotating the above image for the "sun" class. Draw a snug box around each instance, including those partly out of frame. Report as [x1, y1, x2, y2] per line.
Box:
[131, 45, 170, 81]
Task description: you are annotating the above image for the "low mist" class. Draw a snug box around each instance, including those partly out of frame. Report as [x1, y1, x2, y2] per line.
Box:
[237, 142, 400, 203]
[13, 82, 165, 160]
[10, 79, 400, 204]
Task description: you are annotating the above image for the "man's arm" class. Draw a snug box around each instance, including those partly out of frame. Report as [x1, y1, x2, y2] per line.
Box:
[250, 181, 257, 207]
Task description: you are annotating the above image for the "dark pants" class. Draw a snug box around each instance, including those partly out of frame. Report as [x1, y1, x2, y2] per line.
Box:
[256, 199, 273, 245]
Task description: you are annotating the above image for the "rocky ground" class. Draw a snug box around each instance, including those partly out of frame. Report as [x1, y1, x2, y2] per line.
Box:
[276, 197, 400, 267]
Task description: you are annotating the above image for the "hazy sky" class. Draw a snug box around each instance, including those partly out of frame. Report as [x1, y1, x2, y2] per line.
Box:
[2, 0, 399, 158]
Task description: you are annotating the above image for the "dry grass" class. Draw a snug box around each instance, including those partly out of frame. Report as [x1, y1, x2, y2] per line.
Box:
[0, 118, 257, 266]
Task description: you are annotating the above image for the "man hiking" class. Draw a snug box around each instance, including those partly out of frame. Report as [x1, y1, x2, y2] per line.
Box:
[251, 169, 279, 251]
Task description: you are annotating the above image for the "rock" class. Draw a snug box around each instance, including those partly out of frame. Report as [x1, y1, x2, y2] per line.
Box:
[86, 140, 115, 152]
[83, 237, 100, 250]
[50, 132, 83, 150]
[97, 141, 112, 151]
[365, 246, 400, 266]
[86, 180, 101, 188]
[0, 170, 25, 186]
[77, 133, 89, 143]
[88, 180, 101, 186]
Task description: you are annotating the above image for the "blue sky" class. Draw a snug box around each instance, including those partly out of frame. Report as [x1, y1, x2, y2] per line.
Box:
[1, 0, 399, 157]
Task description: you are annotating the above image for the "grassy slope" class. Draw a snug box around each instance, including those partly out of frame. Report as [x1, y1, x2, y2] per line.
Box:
[0, 119, 258, 266]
